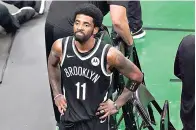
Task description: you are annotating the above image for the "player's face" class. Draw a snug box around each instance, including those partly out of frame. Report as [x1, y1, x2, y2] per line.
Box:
[73, 14, 98, 44]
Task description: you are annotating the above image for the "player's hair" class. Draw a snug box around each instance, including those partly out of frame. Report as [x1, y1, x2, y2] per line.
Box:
[74, 3, 103, 28]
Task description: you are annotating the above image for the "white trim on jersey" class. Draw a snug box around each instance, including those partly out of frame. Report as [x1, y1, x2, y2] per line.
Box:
[63, 87, 66, 98]
[101, 44, 113, 77]
[109, 74, 113, 87]
[103, 91, 108, 102]
[60, 37, 70, 66]
[72, 33, 104, 60]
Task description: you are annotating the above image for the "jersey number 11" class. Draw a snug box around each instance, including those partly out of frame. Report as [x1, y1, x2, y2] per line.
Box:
[76, 82, 86, 100]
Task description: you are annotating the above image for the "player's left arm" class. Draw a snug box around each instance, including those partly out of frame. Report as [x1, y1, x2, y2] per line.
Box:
[107, 47, 143, 91]
[96, 47, 143, 119]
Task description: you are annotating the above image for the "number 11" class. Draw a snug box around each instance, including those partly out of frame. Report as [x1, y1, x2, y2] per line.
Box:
[76, 82, 86, 100]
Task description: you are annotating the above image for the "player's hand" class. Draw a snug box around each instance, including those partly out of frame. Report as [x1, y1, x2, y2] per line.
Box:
[96, 99, 118, 119]
[54, 94, 67, 115]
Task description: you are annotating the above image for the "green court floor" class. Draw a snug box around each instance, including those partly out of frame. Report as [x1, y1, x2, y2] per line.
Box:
[103, 1, 194, 130]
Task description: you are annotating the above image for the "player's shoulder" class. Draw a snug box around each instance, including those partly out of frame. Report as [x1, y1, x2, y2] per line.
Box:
[107, 46, 119, 57]
[54, 36, 73, 47]
[53, 38, 63, 47]
[106, 45, 123, 65]
[52, 38, 64, 54]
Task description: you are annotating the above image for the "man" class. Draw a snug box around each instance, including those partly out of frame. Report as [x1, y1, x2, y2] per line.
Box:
[48, 4, 143, 130]
[174, 35, 195, 130]
[0, 3, 35, 33]
[45, 1, 134, 126]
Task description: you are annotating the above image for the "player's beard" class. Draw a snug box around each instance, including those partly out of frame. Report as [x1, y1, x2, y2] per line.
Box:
[74, 30, 93, 44]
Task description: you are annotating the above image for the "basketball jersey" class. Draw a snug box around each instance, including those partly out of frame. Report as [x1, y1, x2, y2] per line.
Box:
[60, 35, 113, 122]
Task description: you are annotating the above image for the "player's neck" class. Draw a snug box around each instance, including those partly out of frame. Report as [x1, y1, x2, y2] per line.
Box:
[74, 37, 95, 53]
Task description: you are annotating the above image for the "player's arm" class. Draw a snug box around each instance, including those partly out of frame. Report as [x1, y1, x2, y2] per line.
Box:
[109, 47, 143, 105]
[97, 47, 143, 119]
[48, 39, 66, 114]
[48, 39, 63, 97]
[107, 47, 143, 91]
[110, 4, 133, 46]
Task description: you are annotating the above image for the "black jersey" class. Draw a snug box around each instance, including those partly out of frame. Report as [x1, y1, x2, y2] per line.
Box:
[60, 35, 113, 122]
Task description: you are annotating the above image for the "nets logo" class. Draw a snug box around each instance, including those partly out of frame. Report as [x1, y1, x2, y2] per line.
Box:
[91, 57, 100, 66]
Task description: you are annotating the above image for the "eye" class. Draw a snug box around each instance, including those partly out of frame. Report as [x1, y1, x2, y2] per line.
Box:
[74, 21, 79, 25]
[85, 24, 89, 27]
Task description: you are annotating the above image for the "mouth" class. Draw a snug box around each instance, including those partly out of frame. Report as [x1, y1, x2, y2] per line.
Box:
[76, 31, 84, 35]
[77, 32, 83, 34]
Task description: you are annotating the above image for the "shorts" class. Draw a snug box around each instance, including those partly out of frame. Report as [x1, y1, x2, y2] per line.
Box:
[59, 117, 109, 130]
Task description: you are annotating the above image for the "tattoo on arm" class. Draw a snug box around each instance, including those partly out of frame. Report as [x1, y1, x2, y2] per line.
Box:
[108, 48, 143, 108]
[48, 46, 62, 97]
[113, 50, 142, 82]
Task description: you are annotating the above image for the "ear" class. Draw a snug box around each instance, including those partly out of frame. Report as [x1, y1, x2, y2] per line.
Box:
[93, 27, 99, 35]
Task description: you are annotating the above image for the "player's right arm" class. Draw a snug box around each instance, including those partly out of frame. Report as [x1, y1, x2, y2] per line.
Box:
[48, 38, 66, 114]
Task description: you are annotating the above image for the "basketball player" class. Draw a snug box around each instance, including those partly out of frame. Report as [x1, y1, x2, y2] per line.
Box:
[45, 1, 133, 127]
[48, 4, 143, 130]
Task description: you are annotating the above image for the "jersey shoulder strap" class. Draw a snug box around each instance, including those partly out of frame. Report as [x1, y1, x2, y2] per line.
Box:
[101, 44, 113, 77]
[61, 36, 71, 66]
[104, 44, 112, 71]
[104, 44, 112, 64]
[68, 36, 74, 43]
[62, 36, 73, 53]
[62, 37, 66, 53]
